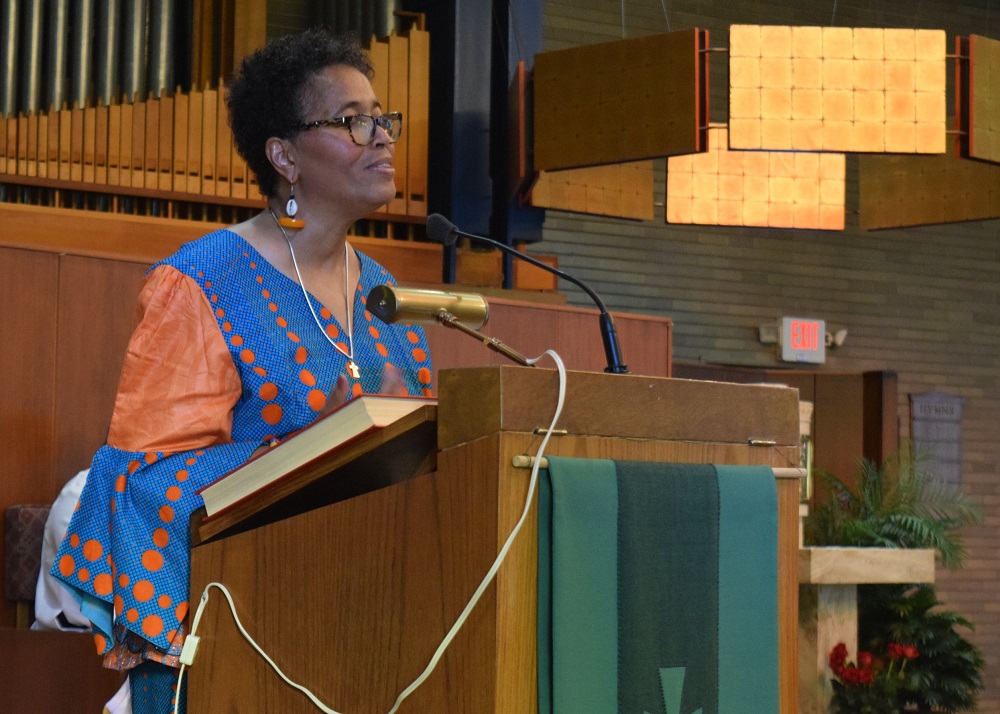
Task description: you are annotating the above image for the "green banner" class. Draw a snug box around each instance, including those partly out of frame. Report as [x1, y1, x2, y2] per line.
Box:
[538, 458, 779, 714]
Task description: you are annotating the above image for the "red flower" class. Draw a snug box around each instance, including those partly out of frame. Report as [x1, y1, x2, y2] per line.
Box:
[829, 642, 849, 674]
[887, 642, 919, 661]
[839, 664, 875, 685]
[829, 642, 913, 712]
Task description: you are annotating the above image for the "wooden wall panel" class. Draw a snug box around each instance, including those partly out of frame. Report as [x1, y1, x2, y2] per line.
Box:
[53, 256, 149, 481]
[119, 102, 133, 187]
[426, 297, 672, 379]
[530, 161, 655, 220]
[233, 0, 268, 69]
[813, 374, 865, 488]
[406, 28, 430, 216]
[859, 152, 1000, 228]
[534, 30, 703, 170]
[58, 107, 71, 181]
[36, 114, 48, 178]
[25, 115, 37, 177]
[0, 629, 124, 712]
[0, 117, 8, 172]
[0, 247, 59, 626]
[386, 34, 410, 216]
[670, 364, 897, 493]
[83, 106, 97, 183]
[0, 204, 211, 263]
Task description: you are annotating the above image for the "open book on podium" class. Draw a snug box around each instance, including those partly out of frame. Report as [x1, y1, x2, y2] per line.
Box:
[195, 394, 437, 542]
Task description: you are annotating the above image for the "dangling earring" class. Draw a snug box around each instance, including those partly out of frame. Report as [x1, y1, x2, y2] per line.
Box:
[278, 181, 305, 229]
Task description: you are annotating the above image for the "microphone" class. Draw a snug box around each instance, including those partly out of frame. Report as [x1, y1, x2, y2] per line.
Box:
[425, 213, 628, 374]
[366, 285, 489, 329]
[367, 284, 532, 366]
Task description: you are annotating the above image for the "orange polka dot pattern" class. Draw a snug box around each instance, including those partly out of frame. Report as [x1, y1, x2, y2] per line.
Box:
[51, 230, 432, 659]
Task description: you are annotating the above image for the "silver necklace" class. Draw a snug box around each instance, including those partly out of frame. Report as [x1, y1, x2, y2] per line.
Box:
[268, 209, 359, 379]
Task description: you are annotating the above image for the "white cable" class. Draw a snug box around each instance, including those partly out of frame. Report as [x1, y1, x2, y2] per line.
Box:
[174, 664, 186, 714]
[386, 349, 566, 713]
[178, 581, 348, 714]
[182, 350, 567, 714]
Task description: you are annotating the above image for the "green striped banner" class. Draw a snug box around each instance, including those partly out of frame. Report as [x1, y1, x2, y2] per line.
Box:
[538, 458, 778, 714]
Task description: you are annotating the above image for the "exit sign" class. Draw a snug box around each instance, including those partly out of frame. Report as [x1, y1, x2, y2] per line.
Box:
[781, 317, 826, 363]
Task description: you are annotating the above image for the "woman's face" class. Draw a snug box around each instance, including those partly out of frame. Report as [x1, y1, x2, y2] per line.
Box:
[291, 65, 397, 218]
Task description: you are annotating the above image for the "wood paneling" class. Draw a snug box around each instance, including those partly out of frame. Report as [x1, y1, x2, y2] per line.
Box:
[533, 30, 706, 170]
[0, 202, 559, 292]
[672, 364, 897, 489]
[427, 297, 672, 380]
[0, 248, 58, 626]
[53, 256, 148, 480]
[0, 628, 124, 713]
[859, 151, 1000, 228]
[530, 161, 655, 220]
[813, 372, 865, 487]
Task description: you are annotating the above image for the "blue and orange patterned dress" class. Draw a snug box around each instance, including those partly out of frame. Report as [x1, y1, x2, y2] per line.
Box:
[51, 229, 433, 710]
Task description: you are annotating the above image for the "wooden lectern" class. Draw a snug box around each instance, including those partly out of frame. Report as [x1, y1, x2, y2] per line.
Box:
[188, 367, 801, 713]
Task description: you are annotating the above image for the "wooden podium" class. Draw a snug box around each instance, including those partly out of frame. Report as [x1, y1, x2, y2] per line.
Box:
[188, 367, 802, 713]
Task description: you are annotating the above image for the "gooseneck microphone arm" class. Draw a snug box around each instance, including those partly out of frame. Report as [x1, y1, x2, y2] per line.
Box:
[426, 214, 628, 374]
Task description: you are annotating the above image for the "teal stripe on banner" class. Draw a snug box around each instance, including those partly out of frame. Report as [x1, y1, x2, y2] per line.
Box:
[546, 456, 619, 714]
[716, 465, 779, 713]
[538, 461, 555, 714]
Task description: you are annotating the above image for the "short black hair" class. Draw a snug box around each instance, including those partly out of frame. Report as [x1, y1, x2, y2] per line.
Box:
[227, 28, 373, 198]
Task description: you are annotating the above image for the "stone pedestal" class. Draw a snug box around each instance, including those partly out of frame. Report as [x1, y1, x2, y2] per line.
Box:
[798, 547, 935, 714]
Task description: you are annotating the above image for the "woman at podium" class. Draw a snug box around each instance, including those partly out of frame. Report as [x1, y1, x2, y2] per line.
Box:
[50, 28, 432, 714]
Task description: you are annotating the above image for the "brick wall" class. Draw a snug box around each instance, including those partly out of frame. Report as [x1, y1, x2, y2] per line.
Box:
[539, 0, 1000, 711]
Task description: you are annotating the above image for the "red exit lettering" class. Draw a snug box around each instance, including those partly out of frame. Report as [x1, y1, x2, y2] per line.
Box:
[790, 320, 820, 351]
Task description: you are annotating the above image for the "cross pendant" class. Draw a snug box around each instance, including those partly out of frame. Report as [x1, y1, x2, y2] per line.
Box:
[347, 361, 360, 379]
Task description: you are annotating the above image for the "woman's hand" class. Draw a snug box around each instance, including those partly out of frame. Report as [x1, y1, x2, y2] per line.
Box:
[379, 365, 407, 396]
[321, 374, 351, 416]
[250, 367, 409, 459]
[322, 366, 405, 417]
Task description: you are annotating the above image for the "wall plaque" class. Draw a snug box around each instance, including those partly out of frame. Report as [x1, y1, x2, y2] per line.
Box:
[910, 391, 964, 485]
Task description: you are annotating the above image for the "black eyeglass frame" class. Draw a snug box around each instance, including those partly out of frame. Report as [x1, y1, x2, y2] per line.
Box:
[296, 112, 403, 145]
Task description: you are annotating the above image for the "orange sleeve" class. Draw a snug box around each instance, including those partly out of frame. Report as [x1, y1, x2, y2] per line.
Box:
[107, 264, 242, 453]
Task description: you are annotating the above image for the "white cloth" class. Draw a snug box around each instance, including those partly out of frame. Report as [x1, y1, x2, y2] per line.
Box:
[103, 678, 132, 714]
[31, 469, 91, 631]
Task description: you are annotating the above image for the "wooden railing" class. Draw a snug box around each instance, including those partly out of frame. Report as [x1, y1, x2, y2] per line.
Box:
[0, 30, 429, 223]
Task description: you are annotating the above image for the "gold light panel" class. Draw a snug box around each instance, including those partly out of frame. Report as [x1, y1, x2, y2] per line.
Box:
[859, 152, 1000, 228]
[729, 25, 947, 154]
[534, 29, 708, 171]
[666, 126, 845, 229]
[530, 162, 654, 220]
[969, 34, 1000, 164]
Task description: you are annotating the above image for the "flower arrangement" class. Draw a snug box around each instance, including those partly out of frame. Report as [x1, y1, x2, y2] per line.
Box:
[808, 448, 984, 712]
[829, 641, 919, 714]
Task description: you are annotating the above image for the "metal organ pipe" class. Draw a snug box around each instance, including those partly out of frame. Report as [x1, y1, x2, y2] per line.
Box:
[71, 0, 95, 109]
[122, 0, 148, 102]
[20, 0, 43, 113]
[96, 0, 122, 106]
[1, 0, 20, 116]
[148, 0, 174, 98]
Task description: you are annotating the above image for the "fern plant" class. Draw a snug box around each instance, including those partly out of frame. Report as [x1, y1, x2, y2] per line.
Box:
[805, 446, 985, 713]
[858, 584, 984, 713]
[806, 447, 981, 569]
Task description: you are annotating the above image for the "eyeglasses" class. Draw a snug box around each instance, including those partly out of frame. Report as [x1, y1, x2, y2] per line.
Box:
[297, 112, 403, 145]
